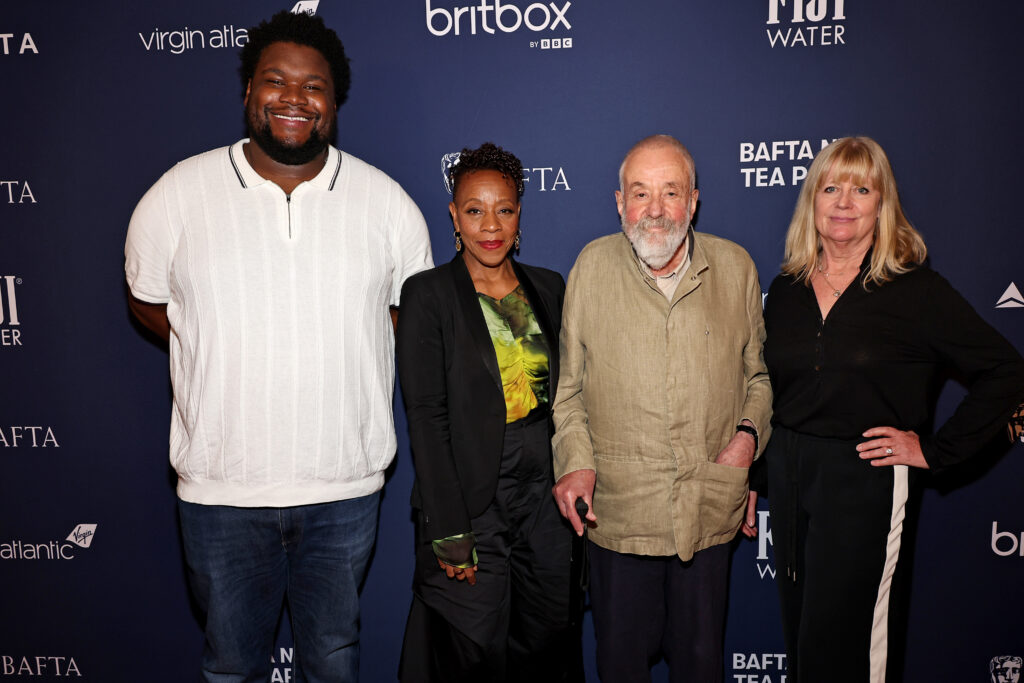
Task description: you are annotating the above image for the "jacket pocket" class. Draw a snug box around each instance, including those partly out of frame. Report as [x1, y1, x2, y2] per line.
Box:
[695, 461, 749, 540]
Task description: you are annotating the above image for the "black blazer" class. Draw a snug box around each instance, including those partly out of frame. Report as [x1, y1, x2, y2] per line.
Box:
[397, 255, 565, 542]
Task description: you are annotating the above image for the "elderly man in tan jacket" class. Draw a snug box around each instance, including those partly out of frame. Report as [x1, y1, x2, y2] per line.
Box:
[552, 134, 772, 683]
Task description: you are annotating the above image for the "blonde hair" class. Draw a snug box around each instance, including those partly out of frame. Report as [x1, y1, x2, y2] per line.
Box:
[782, 136, 926, 287]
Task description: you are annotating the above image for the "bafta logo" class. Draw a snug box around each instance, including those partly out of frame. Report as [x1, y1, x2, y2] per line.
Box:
[991, 656, 1022, 683]
[441, 152, 461, 194]
[1007, 403, 1024, 444]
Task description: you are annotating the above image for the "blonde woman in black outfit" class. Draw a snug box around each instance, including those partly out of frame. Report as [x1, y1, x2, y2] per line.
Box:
[759, 136, 1024, 683]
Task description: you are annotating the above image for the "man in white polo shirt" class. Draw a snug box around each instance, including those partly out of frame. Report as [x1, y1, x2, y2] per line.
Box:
[124, 11, 432, 682]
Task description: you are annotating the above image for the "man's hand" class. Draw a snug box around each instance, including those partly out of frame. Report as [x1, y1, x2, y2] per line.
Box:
[714, 428, 756, 469]
[740, 491, 758, 538]
[552, 469, 597, 536]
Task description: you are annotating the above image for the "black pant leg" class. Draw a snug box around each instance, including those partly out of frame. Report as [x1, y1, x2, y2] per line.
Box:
[588, 541, 667, 682]
[505, 418, 581, 682]
[767, 428, 913, 683]
[662, 542, 730, 683]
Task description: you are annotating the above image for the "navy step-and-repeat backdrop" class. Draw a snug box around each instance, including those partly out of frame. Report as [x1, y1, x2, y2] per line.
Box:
[3, 1, 1022, 680]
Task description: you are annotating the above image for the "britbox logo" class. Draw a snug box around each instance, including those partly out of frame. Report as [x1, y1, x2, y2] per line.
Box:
[765, 0, 847, 48]
[992, 522, 1024, 557]
[426, 0, 572, 37]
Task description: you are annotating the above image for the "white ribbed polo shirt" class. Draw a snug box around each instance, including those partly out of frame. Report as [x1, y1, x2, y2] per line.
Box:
[126, 140, 433, 507]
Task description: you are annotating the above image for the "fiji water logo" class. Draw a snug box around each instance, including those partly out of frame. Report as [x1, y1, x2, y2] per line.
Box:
[0, 275, 21, 347]
[754, 509, 775, 579]
[764, 0, 847, 48]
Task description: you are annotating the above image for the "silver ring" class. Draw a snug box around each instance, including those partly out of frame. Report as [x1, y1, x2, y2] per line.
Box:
[885, 447, 893, 455]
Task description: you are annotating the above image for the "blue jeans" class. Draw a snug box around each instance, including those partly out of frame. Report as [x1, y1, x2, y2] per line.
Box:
[178, 493, 380, 683]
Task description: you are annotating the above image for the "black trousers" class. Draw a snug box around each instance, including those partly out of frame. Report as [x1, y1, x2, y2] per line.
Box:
[765, 426, 915, 683]
[588, 540, 730, 683]
[399, 416, 582, 683]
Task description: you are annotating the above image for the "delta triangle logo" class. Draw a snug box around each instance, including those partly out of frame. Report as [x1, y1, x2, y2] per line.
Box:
[995, 282, 1024, 309]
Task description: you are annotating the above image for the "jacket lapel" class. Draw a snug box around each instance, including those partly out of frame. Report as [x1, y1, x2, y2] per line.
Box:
[450, 255, 503, 392]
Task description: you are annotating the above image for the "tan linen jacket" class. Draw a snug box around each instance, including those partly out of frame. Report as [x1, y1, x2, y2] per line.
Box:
[552, 230, 772, 560]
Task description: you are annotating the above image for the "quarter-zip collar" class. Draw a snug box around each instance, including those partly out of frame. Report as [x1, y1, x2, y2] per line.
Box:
[227, 139, 343, 192]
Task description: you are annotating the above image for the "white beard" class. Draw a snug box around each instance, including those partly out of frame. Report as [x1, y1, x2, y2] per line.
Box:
[621, 214, 689, 270]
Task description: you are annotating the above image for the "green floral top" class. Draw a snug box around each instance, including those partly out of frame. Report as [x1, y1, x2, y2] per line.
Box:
[477, 285, 551, 423]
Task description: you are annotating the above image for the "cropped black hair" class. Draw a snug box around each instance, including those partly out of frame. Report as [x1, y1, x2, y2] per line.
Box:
[240, 11, 351, 107]
[450, 142, 525, 199]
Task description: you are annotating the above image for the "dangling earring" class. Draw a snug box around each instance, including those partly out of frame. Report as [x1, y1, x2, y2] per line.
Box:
[514, 232, 520, 252]
[454, 230, 462, 251]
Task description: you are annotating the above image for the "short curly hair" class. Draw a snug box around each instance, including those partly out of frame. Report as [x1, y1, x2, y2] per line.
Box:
[239, 11, 351, 107]
[450, 142, 525, 199]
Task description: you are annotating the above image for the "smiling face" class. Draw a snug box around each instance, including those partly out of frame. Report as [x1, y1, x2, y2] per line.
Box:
[450, 170, 521, 277]
[813, 166, 881, 252]
[244, 41, 336, 165]
[615, 144, 698, 271]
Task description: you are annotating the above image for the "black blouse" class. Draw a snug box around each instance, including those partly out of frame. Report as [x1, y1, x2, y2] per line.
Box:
[764, 259, 1024, 472]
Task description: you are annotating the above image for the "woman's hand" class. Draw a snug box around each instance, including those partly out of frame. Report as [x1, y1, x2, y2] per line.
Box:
[857, 427, 930, 469]
[437, 558, 478, 586]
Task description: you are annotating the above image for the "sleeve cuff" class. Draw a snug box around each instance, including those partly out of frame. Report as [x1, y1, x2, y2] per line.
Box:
[432, 533, 478, 568]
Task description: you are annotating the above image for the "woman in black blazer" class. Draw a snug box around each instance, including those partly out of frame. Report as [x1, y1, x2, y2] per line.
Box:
[397, 143, 579, 682]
